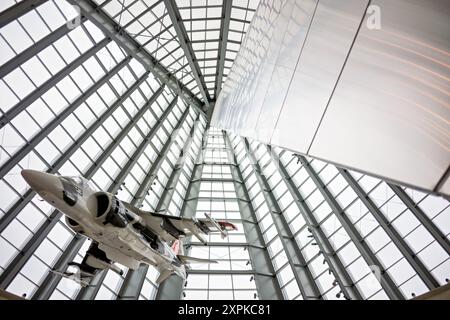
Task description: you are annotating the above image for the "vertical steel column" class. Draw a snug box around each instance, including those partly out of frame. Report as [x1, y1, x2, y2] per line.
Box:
[0, 0, 48, 29]
[331, 168, 440, 290]
[267, 148, 363, 300]
[117, 110, 199, 300]
[299, 155, 414, 298]
[154, 127, 207, 300]
[224, 133, 283, 300]
[153, 115, 201, 215]
[243, 139, 322, 300]
[388, 183, 450, 255]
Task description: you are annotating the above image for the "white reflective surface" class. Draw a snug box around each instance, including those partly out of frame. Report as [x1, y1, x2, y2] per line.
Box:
[212, 0, 450, 196]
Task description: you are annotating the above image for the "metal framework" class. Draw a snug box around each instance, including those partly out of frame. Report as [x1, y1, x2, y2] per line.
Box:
[117, 112, 201, 300]
[0, 56, 131, 180]
[163, 0, 211, 105]
[30, 85, 166, 299]
[214, 0, 233, 99]
[298, 156, 406, 299]
[266, 147, 363, 300]
[0, 0, 48, 29]
[244, 140, 321, 299]
[67, 0, 205, 113]
[0, 73, 159, 235]
[224, 134, 283, 300]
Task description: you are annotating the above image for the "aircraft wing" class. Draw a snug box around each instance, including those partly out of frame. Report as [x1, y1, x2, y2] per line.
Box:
[177, 255, 218, 264]
[123, 203, 237, 244]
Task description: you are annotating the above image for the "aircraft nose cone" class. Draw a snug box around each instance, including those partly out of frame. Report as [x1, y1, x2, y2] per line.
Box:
[21, 169, 60, 194]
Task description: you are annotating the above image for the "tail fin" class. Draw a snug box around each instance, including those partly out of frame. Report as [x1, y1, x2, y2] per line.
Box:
[171, 239, 184, 255]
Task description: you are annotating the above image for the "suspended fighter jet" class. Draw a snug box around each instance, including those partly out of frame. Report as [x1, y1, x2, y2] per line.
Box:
[21, 169, 237, 286]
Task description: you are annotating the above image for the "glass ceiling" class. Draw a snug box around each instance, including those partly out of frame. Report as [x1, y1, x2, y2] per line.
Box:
[0, 0, 448, 301]
[90, 0, 258, 103]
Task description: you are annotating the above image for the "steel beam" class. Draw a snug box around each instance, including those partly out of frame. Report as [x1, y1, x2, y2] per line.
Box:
[163, 0, 211, 105]
[214, 0, 232, 99]
[0, 37, 110, 129]
[243, 140, 322, 300]
[299, 155, 424, 297]
[0, 72, 159, 236]
[0, 209, 63, 289]
[31, 235, 85, 300]
[268, 148, 363, 300]
[131, 106, 190, 204]
[115, 265, 148, 300]
[0, 16, 88, 79]
[153, 115, 200, 214]
[338, 169, 434, 298]
[388, 183, 450, 255]
[0, 56, 131, 181]
[224, 133, 284, 300]
[0, 0, 48, 29]
[67, 0, 206, 114]
[326, 167, 440, 290]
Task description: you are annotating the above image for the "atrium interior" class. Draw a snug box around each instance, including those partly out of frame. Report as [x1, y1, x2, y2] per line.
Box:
[0, 0, 448, 301]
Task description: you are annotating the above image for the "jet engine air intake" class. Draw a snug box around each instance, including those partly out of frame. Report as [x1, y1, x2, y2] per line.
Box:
[93, 192, 140, 228]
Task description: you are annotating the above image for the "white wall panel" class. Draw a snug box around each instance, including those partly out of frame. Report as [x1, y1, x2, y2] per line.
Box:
[309, 0, 450, 194]
[212, 0, 450, 197]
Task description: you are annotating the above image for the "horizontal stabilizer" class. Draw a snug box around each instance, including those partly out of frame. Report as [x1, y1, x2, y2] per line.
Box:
[177, 255, 218, 265]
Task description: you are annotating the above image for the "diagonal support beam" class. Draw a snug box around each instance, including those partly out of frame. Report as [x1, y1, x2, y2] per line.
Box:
[30, 85, 168, 300]
[388, 183, 450, 255]
[244, 139, 322, 300]
[0, 56, 131, 181]
[0, 0, 48, 29]
[222, 134, 284, 300]
[268, 148, 363, 300]
[67, 0, 206, 114]
[153, 115, 201, 215]
[300, 157, 403, 297]
[0, 37, 111, 130]
[163, 0, 211, 106]
[0, 16, 88, 79]
[0, 71, 159, 235]
[76, 100, 185, 300]
[326, 168, 440, 291]
[214, 0, 232, 99]
[131, 105, 191, 206]
[117, 112, 200, 300]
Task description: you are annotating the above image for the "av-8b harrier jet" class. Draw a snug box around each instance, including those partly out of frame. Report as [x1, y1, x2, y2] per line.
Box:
[21, 170, 237, 286]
